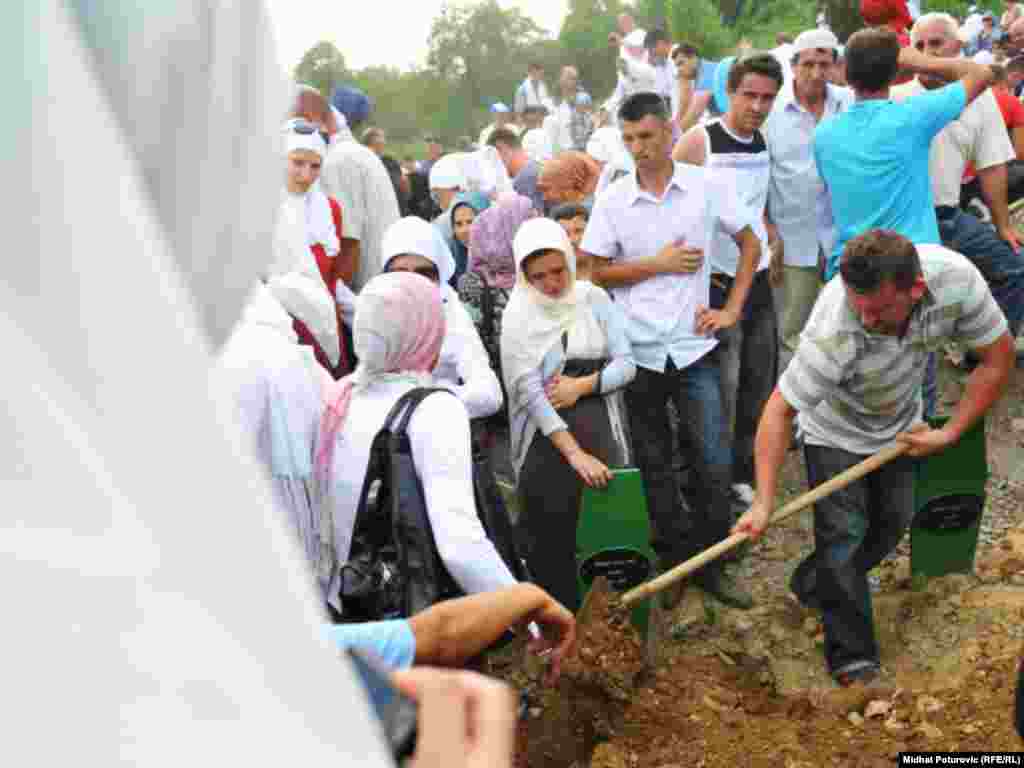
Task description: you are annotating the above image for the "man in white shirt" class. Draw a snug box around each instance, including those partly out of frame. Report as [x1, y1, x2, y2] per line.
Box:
[763, 28, 853, 374]
[514, 62, 553, 117]
[605, 30, 658, 120]
[892, 13, 1024, 338]
[647, 27, 676, 102]
[581, 93, 762, 609]
[319, 86, 401, 291]
[550, 66, 591, 153]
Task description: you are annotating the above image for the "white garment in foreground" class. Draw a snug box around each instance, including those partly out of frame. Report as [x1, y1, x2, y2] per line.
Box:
[2, 4, 393, 766]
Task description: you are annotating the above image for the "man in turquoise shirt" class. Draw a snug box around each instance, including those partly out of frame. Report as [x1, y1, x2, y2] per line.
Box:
[813, 27, 994, 280]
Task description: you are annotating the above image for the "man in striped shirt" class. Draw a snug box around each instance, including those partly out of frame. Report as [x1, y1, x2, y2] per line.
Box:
[735, 229, 1014, 685]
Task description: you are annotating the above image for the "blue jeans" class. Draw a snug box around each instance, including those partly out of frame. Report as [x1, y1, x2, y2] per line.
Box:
[626, 352, 732, 577]
[937, 206, 1024, 336]
[792, 444, 917, 675]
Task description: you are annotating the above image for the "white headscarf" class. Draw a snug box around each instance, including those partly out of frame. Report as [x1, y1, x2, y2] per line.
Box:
[270, 183, 342, 367]
[500, 218, 594, 395]
[5, 4, 392, 766]
[283, 121, 340, 259]
[381, 216, 457, 289]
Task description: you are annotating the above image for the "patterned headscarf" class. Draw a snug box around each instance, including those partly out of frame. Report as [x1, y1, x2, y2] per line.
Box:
[315, 272, 445, 479]
[537, 151, 601, 206]
[467, 194, 538, 290]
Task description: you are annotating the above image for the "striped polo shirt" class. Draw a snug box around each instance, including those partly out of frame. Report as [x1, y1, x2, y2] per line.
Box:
[702, 119, 771, 276]
[779, 244, 1007, 454]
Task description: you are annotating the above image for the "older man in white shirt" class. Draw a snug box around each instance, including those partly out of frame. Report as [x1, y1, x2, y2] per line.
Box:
[763, 28, 853, 374]
[892, 12, 1024, 338]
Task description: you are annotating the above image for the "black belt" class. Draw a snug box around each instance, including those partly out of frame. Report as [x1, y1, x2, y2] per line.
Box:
[710, 270, 768, 291]
[935, 205, 959, 221]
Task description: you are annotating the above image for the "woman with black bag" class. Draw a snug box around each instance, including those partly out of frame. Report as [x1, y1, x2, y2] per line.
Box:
[502, 218, 636, 611]
[316, 271, 517, 617]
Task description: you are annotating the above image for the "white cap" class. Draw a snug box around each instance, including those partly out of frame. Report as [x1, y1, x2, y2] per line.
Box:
[490, 102, 511, 113]
[381, 216, 456, 286]
[512, 217, 575, 274]
[428, 153, 465, 191]
[793, 28, 840, 55]
[624, 29, 646, 48]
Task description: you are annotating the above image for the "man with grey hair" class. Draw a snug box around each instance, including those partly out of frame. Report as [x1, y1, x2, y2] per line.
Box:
[893, 12, 1024, 339]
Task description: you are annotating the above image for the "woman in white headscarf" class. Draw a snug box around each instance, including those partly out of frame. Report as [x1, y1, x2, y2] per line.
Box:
[317, 272, 516, 612]
[501, 218, 636, 611]
[277, 118, 353, 378]
[380, 216, 504, 421]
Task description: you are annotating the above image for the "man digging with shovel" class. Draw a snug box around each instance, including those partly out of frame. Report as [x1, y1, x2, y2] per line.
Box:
[734, 229, 1014, 686]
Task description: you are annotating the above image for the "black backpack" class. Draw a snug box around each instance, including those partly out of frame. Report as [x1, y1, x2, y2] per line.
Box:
[338, 387, 527, 622]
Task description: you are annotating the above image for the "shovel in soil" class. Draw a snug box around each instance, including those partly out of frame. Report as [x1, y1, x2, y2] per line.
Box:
[578, 444, 911, 665]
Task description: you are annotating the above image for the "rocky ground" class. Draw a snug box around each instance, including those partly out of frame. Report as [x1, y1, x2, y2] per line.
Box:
[492, 361, 1024, 766]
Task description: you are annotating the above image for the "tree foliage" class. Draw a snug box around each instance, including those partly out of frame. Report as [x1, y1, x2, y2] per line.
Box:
[293, 40, 348, 97]
[559, 0, 628, 101]
[294, 0, 868, 150]
[427, 0, 554, 139]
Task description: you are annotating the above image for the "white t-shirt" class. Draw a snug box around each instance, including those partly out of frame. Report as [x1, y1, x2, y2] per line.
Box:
[891, 79, 1014, 208]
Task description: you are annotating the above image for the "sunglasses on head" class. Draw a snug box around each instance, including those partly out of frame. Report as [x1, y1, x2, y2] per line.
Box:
[288, 118, 330, 147]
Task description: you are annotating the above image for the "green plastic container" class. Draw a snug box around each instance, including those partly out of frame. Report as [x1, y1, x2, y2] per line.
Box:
[576, 468, 656, 635]
[910, 416, 987, 580]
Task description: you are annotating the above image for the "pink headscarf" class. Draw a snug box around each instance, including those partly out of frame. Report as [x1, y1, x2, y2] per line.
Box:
[467, 194, 537, 290]
[315, 272, 446, 478]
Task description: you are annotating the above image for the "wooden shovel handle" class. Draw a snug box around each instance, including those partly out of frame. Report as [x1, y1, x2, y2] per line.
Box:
[619, 443, 911, 608]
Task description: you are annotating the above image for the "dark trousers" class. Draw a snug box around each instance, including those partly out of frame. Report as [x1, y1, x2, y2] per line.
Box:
[792, 444, 917, 675]
[936, 205, 1024, 336]
[625, 353, 732, 577]
[710, 269, 778, 485]
[517, 396, 625, 612]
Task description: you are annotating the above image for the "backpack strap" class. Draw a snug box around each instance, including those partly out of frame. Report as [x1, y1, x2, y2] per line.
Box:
[382, 386, 458, 437]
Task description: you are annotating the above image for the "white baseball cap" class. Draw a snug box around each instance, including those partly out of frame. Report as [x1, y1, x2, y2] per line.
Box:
[793, 28, 840, 55]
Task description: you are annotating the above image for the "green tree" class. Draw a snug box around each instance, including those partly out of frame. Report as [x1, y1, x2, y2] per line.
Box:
[559, 0, 627, 101]
[293, 41, 348, 97]
[823, 0, 864, 42]
[427, 0, 554, 141]
[666, 0, 739, 58]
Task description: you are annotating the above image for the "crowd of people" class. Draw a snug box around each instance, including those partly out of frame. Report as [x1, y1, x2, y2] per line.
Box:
[32, 2, 1024, 765]
[226, 0, 1024, 709]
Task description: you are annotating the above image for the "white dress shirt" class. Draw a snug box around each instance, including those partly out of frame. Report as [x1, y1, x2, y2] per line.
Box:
[763, 82, 853, 267]
[581, 163, 752, 372]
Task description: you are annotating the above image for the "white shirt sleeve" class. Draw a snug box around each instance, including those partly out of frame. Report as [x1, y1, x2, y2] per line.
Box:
[580, 192, 621, 259]
[443, 296, 504, 419]
[408, 394, 517, 595]
[323, 150, 367, 243]
[973, 89, 1016, 171]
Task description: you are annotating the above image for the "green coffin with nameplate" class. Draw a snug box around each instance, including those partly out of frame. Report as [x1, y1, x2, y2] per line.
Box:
[911, 416, 987, 579]
[577, 468, 657, 634]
